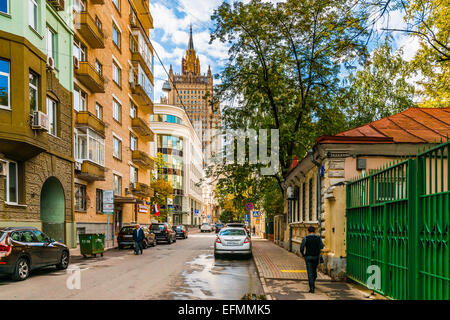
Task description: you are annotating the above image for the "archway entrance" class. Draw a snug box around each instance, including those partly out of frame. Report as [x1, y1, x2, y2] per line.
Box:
[40, 177, 65, 243]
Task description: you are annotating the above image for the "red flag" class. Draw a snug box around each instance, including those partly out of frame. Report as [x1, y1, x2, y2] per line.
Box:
[153, 204, 160, 216]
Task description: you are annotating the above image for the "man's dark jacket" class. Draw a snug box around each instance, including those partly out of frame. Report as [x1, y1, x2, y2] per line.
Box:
[133, 228, 145, 242]
[300, 234, 324, 257]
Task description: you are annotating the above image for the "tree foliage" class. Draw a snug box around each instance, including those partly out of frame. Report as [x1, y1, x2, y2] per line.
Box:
[150, 152, 174, 222]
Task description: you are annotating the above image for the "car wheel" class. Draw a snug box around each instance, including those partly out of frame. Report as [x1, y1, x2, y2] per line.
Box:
[12, 257, 30, 281]
[56, 251, 69, 270]
[118, 245, 123, 250]
[214, 253, 220, 259]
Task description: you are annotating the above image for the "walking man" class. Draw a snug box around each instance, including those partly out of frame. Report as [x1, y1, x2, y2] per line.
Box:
[300, 226, 324, 293]
[133, 224, 145, 255]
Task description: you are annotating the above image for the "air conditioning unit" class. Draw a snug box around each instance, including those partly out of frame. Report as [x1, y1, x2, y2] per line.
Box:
[74, 162, 82, 171]
[49, 0, 65, 11]
[0, 160, 6, 177]
[73, 56, 79, 69]
[130, 182, 137, 189]
[32, 111, 49, 131]
[47, 56, 55, 70]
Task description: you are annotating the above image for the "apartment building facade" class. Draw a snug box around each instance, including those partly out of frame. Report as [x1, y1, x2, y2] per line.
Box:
[72, 0, 155, 241]
[0, 0, 76, 247]
[150, 102, 204, 226]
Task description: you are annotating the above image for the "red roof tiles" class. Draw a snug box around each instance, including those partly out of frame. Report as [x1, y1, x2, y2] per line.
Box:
[316, 108, 450, 144]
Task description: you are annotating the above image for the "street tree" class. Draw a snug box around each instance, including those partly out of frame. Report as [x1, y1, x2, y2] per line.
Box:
[150, 152, 174, 222]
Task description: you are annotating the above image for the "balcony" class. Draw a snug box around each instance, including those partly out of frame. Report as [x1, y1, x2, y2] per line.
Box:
[131, 117, 154, 141]
[132, 150, 154, 169]
[75, 62, 105, 93]
[130, 0, 154, 30]
[130, 38, 154, 85]
[75, 111, 105, 136]
[75, 11, 105, 48]
[75, 160, 105, 182]
[130, 182, 153, 197]
[90, 0, 105, 4]
[130, 81, 153, 113]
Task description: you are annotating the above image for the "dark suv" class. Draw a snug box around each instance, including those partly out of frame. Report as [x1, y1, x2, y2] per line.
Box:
[117, 225, 156, 249]
[150, 223, 177, 244]
[0, 227, 70, 281]
[215, 223, 225, 233]
[172, 225, 188, 239]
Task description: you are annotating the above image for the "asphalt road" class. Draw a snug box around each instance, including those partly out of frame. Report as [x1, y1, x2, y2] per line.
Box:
[0, 232, 263, 300]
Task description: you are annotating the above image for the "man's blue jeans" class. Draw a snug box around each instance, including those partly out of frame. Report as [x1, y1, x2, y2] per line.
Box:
[305, 256, 319, 291]
[134, 241, 143, 254]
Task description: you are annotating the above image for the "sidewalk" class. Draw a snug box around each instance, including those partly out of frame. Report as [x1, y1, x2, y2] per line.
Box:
[252, 238, 373, 300]
[69, 240, 116, 258]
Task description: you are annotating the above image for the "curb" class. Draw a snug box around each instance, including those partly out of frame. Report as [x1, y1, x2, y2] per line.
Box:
[252, 252, 273, 300]
[69, 246, 117, 258]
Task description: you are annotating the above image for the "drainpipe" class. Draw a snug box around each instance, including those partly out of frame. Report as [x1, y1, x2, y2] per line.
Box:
[309, 149, 322, 237]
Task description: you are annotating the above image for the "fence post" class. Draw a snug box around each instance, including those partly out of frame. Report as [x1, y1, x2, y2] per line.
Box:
[408, 158, 418, 300]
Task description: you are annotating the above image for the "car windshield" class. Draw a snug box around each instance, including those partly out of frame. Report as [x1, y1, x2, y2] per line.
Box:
[120, 227, 135, 234]
[202, 223, 209, 226]
[220, 229, 247, 236]
[151, 224, 165, 231]
[0, 231, 4, 240]
[216, 224, 224, 227]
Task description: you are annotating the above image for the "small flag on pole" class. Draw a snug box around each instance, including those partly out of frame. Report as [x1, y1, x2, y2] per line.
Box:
[153, 204, 160, 216]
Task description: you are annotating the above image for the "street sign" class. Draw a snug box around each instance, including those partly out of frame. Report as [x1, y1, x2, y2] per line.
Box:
[252, 211, 260, 217]
[207, 215, 210, 220]
[245, 203, 253, 211]
[138, 205, 148, 213]
[194, 209, 199, 216]
[103, 190, 114, 214]
[244, 214, 249, 222]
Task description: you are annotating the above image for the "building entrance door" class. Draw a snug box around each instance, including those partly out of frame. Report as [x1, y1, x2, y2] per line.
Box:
[40, 177, 65, 243]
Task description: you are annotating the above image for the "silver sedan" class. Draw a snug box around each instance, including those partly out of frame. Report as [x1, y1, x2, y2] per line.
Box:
[214, 227, 252, 258]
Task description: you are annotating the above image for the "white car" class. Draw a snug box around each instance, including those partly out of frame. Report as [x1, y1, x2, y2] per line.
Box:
[214, 227, 252, 258]
[200, 223, 213, 232]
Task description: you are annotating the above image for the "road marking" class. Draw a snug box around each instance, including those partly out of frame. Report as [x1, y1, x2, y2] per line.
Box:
[280, 270, 307, 273]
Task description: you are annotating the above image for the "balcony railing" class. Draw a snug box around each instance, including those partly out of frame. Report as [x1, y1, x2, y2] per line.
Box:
[75, 61, 105, 93]
[132, 150, 154, 169]
[75, 160, 105, 182]
[75, 11, 105, 48]
[131, 117, 154, 141]
[48, 0, 65, 11]
[130, 182, 152, 197]
[130, 79, 153, 113]
[130, 0, 153, 30]
[130, 35, 154, 84]
[75, 111, 105, 136]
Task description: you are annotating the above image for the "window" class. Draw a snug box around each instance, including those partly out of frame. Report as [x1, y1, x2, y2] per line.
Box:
[112, 61, 121, 86]
[95, 103, 102, 120]
[74, 87, 87, 112]
[130, 165, 138, 184]
[29, 0, 38, 31]
[3, 160, 18, 204]
[32, 230, 48, 242]
[129, 101, 137, 119]
[0, 0, 9, 14]
[29, 71, 39, 114]
[47, 97, 57, 136]
[0, 58, 10, 109]
[73, 39, 86, 62]
[308, 178, 313, 221]
[73, 0, 86, 12]
[74, 128, 105, 166]
[75, 183, 86, 211]
[130, 133, 137, 151]
[112, 23, 121, 49]
[46, 27, 56, 62]
[112, 0, 120, 12]
[113, 136, 122, 160]
[95, 59, 102, 76]
[95, 16, 102, 31]
[96, 189, 103, 213]
[113, 174, 122, 195]
[112, 99, 121, 123]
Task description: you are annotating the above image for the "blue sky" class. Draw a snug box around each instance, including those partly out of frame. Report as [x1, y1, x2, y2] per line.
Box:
[149, 0, 420, 102]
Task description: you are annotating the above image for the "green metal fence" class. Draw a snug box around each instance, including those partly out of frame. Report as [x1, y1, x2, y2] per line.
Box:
[346, 140, 449, 300]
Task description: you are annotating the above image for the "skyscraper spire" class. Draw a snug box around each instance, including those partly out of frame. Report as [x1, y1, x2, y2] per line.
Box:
[188, 23, 194, 50]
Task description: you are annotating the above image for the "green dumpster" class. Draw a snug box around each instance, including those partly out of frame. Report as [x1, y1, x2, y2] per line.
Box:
[79, 234, 105, 258]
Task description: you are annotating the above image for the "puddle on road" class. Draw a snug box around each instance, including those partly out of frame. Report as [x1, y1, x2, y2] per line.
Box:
[168, 254, 264, 300]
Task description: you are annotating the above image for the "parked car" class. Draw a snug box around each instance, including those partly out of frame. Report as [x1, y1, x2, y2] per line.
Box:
[200, 223, 213, 233]
[117, 225, 156, 249]
[214, 227, 252, 259]
[215, 223, 225, 233]
[226, 223, 251, 237]
[172, 225, 188, 239]
[150, 223, 177, 244]
[0, 227, 70, 281]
